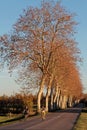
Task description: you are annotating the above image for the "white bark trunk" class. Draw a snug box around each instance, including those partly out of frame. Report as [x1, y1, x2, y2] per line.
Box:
[57, 88, 61, 109]
[46, 87, 51, 112]
[68, 95, 73, 107]
[37, 75, 46, 113]
[61, 95, 68, 109]
[59, 92, 63, 109]
[46, 75, 54, 112]
[50, 87, 54, 111]
[53, 86, 58, 110]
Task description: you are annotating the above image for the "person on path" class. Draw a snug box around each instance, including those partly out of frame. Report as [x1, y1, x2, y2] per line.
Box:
[41, 106, 46, 120]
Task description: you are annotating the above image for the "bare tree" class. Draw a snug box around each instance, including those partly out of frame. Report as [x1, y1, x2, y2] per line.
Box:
[0, 0, 83, 112]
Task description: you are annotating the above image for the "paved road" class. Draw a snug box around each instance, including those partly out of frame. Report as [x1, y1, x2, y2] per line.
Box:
[0, 104, 83, 130]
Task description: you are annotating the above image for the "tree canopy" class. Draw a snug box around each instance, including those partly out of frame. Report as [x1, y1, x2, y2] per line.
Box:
[0, 0, 83, 112]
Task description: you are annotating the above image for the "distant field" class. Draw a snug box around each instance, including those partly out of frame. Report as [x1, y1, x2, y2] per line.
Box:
[73, 108, 87, 130]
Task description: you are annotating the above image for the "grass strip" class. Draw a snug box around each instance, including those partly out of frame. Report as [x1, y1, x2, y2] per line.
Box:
[0, 114, 24, 125]
[73, 109, 87, 130]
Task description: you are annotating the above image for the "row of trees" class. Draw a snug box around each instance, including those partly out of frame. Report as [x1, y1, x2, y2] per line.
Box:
[0, 1, 83, 113]
[0, 93, 37, 115]
[0, 95, 24, 115]
[80, 94, 87, 107]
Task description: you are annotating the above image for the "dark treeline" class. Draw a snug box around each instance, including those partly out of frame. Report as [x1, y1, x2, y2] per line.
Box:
[80, 94, 87, 107]
[0, 94, 37, 116]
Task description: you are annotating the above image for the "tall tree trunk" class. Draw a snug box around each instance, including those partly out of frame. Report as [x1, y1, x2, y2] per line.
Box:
[56, 88, 61, 109]
[61, 95, 68, 109]
[50, 87, 54, 111]
[68, 95, 73, 107]
[46, 87, 51, 112]
[59, 91, 63, 109]
[53, 85, 58, 110]
[45, 75, 54, 112]
[37, 74, 46, 113]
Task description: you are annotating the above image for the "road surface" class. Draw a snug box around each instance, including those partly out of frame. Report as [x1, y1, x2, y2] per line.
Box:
[0, 104, 83, 130]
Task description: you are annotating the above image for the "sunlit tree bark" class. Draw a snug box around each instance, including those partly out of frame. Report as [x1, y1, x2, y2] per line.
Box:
[45, 74, 54, 112]
[53, 85, 59, 110]
[0, 0, 83, 112]
[37, 74, 46, 112]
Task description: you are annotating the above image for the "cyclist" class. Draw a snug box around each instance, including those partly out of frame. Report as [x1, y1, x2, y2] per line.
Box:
[41, 106, 46, 120]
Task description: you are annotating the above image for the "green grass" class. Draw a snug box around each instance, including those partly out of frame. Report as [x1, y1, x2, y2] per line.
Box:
[0, 114, 24, 125]
[73, 108, 87, 130]
[0, 116, 10, 122]
[0, 111, 38, 125]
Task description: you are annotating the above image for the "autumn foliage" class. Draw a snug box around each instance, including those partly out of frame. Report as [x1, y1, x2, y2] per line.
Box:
[0, 0, 83, 112]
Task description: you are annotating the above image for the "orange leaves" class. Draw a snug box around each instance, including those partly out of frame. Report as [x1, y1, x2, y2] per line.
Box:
[64, 15, 71, 21]
[58, 15, 70, 23]
[0, 0, 83, 102]
[22, 25, 28, 31]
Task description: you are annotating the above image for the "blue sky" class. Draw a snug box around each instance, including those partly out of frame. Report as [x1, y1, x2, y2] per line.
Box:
[0, 0, 87, 96]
